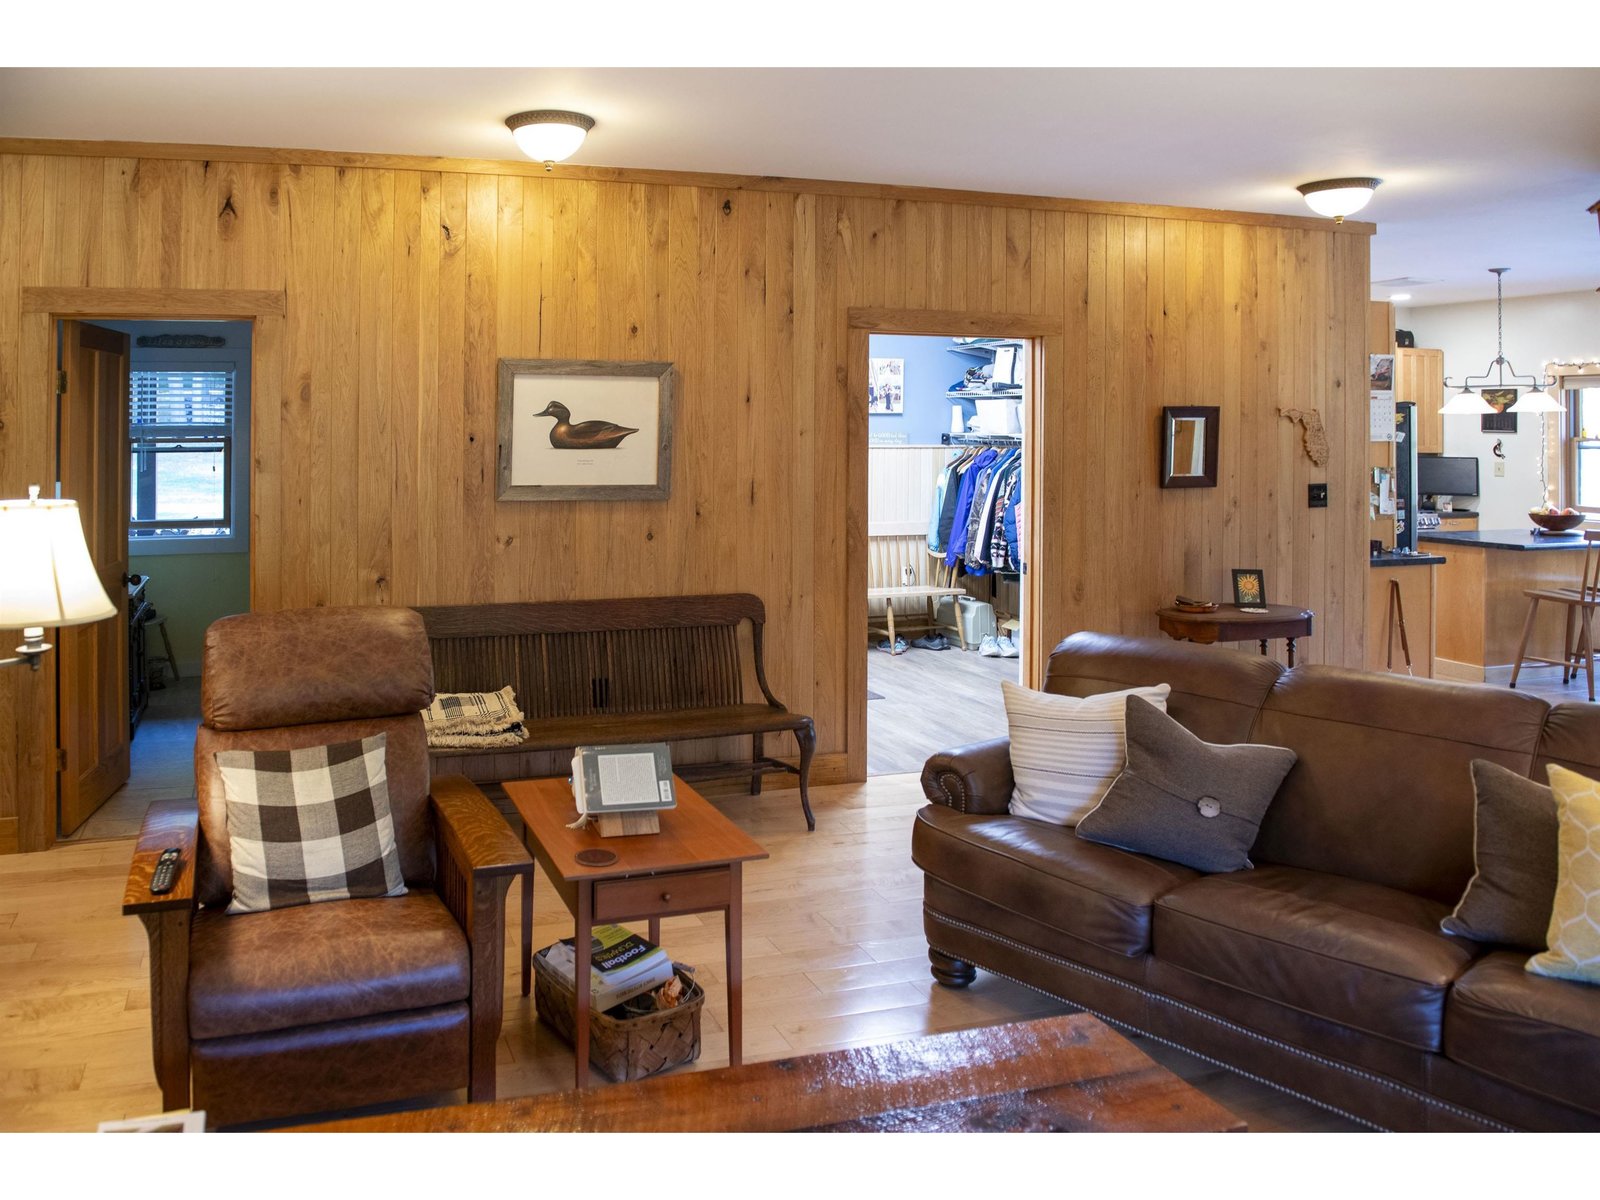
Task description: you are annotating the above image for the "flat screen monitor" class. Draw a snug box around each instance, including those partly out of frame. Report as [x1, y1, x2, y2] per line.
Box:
[1417, 454, 1479, 498]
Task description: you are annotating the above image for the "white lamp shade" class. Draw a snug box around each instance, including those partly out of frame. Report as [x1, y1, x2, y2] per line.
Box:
[1303, 187, 1373, 219]
[1439, 388, 1495, 416]
[0, 494, 117, 629]
[1508, 387, 1563, 414]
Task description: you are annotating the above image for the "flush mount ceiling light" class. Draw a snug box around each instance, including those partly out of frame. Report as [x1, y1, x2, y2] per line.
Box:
[1296, 177, 1382, 223]
[1440, 268, 1564, 415]
[505, 110, 595, 170]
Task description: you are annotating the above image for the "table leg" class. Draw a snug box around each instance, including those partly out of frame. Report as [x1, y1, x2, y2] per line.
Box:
[1259, 639, 1269, 657]
[885, 601, 897, 651]
[648, 916, 661, 945]
[1286, 638, 1297, 668]
[727, 862, 743, 1067]
[574, 882, 592, 1089]
[521, 868, 533, 997]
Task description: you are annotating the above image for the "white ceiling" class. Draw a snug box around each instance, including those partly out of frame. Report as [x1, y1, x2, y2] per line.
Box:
[2, 67, 1597, 306]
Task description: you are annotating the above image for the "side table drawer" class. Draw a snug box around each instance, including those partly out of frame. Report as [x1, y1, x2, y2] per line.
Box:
[592, 868, 731, 920]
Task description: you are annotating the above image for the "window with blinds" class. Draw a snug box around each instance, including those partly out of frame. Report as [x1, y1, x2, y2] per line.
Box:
[129, 367, 235, 537]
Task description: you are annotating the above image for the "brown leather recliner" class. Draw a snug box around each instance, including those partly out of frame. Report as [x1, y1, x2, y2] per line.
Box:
[122, 606, 532, 1128]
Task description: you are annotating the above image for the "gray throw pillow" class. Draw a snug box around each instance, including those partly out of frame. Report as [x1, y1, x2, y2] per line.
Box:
[1440, 759, 1559, 951]
[1074, 697, 1296, 873]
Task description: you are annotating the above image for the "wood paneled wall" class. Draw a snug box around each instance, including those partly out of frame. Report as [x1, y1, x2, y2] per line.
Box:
[0, 142, 1373, 852]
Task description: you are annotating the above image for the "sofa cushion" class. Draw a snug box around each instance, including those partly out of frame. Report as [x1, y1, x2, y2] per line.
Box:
[216, 734, 407, 914]
[1002, 679, 1171, 826]
[1076, 696, 1296, 872]
[1154, 865, 1480, 1051]
[1445, 951, 1600, 1116]
[1528, 764, 1600, 985]
[1440, 759, 1559, 951]
[912, 805, 1198, 957]
[188, 890, 470, 1040]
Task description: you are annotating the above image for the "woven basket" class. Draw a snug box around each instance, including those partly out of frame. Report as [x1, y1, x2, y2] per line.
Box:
[534, 951, 704, 1083]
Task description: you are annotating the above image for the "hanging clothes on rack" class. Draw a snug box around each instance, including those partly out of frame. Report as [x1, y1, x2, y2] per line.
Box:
[962, 449, 1019, 575]
[945, 447, 998, 567]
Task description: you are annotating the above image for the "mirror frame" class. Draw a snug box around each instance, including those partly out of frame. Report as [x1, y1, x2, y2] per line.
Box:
[1159, 405, 1219, 488]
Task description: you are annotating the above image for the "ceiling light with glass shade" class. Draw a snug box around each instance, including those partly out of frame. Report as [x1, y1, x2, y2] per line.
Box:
[505, 110, 595, 171]
[1296, 177, 1381, 223]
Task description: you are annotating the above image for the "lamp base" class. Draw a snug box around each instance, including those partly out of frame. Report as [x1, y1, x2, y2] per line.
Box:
[2, 627, 52, 670]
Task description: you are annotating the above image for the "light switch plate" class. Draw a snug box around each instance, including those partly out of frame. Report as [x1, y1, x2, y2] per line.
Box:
[1494, 461, 1506, 477]
[1308, 483, 1328, 508]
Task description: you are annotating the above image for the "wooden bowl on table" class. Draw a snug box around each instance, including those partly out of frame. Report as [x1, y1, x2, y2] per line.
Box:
[1529, 511, 1585, 533]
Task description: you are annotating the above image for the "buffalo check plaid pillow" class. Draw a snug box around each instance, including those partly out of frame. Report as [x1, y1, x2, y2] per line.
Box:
[216, 734, 407, 914]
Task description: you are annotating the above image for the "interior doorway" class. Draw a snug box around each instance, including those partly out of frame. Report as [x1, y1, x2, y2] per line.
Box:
[59, 319, 253, 841]
[864, 331, 1032, 776]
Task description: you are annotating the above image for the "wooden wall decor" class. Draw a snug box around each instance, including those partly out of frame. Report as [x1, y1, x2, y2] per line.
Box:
[0, 141, 1373, 853]
[1279, 407, 1330, 467]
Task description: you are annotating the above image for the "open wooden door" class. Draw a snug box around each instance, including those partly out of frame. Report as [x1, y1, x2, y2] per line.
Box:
[57, 321, 132, 836]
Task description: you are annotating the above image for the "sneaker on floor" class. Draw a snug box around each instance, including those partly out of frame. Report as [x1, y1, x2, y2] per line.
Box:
[911, 633, 950, 651]
[876, 636, 908, 654]
[979, 635, 1002, 657]
[997, 635, 1021, 658]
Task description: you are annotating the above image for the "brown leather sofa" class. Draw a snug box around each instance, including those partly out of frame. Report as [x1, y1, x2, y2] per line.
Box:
[123, 606, 532, 1128]
[913, 631, 1600, 1131]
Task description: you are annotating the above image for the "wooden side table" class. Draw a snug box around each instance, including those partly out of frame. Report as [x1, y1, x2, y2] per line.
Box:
[504, 776, 769, 1088]
[1156, 603, 1315, 666]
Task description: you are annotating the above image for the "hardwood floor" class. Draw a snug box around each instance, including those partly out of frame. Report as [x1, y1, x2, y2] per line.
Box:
[63, 678, 200, 843]
[867, 642, 1018, 775]
[0, 771, 1359, 1134]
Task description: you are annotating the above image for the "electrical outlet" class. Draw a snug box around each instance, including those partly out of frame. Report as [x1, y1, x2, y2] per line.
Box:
[1494, 461, 1506, 477]
[1308, 483, 1328, 508]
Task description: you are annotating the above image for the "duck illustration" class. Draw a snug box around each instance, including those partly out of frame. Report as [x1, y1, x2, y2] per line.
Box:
[534, 401, 639, 450]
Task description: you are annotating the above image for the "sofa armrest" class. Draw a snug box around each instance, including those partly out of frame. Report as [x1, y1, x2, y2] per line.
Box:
[122, 800, 199, 915]
[920, 738, 1015, 815]
[430, 775, 533, 880]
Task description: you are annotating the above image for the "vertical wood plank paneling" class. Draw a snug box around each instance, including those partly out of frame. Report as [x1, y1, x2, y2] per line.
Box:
[0, 145, 1373, 851]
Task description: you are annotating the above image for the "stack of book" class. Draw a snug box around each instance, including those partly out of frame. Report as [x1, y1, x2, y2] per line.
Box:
[539, 924, 675, 1014]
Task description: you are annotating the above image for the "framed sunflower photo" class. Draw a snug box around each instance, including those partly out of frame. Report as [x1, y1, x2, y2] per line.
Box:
[1231, 569, 1267, 608]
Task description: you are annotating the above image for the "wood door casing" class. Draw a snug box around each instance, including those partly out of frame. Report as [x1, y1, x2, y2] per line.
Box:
[56, 320, 131, 836]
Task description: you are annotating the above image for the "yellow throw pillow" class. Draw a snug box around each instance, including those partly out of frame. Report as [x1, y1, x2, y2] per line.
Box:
[1526, 765, 1600, 986]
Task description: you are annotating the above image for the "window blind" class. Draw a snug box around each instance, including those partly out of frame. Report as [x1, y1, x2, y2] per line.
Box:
[130, 370, 234, 429]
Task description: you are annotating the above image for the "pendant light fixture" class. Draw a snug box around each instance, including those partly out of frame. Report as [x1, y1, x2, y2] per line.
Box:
[1440, 268, 1561, 415]
[505, 110, 595, 170]
[1296, 177, 1381, 223]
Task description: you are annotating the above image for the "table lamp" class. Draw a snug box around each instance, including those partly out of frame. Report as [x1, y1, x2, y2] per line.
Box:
[0, 486, 118, 670]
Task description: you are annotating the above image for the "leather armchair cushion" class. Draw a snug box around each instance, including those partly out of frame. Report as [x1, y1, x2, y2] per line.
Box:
[913, 804, 1198, 957]
[1443, 951, 1600, 1117]
[1154, 865, 1480, 1051]
[188, 890, 470, 1040]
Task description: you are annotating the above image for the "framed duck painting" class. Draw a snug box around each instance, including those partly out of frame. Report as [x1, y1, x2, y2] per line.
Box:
[496, 358, 676, 501]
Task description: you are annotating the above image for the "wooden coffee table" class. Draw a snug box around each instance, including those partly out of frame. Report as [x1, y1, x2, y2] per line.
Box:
[505, 775, 768, 1088]
[298, 1013, 1246, 1132]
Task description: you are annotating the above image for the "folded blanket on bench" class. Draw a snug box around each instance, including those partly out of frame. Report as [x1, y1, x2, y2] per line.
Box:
[423, 686, 527, 749]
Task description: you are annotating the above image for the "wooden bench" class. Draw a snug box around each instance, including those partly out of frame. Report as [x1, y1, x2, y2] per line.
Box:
[413, 594, 817, 830]
[868, 533, 967, 651]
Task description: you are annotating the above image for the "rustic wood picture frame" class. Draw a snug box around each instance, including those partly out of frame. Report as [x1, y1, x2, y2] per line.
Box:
[1159, 405, 1220, 488]
[496, 358, 676, 502]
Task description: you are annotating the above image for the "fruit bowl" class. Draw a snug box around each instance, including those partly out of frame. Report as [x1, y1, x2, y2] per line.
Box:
[1529, 511, 1585, 533]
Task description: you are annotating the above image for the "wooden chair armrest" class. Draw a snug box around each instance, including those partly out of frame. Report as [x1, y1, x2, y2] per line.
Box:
[122, 800, 200, 915]
[431, 775, 533, 880]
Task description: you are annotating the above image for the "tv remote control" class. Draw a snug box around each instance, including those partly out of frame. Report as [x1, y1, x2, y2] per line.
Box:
[149, 848, 181, 895]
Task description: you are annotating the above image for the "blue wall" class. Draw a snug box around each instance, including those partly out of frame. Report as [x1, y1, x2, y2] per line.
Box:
[868, 334, 985, 445]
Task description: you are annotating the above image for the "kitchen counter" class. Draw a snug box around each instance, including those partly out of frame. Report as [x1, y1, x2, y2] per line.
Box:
[1422, 531, 1593, 681]
[1369, 551, 1447, 568]
[1420, 528, 1592, 552]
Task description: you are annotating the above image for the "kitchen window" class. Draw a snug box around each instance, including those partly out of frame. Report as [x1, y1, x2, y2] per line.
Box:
[1564, 378, 1600, 516]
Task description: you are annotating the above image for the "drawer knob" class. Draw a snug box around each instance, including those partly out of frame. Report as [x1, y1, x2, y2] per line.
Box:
[661, 892, 672, 902]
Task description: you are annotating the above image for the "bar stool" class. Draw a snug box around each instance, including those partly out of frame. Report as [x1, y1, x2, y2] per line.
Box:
[142, 609, 181, 684]
[1509, 531, 1599, 701]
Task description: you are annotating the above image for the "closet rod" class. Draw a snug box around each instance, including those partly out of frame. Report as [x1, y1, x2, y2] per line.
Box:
[941, 432, 1022, 447]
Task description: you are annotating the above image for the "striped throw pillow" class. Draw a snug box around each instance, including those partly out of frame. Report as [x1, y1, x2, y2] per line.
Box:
[217, 734, 407, 914]
[1003, 680, 1172, 827]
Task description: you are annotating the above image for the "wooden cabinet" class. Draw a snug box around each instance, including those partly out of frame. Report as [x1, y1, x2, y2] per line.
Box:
[1437, 515, 1479, 533]
[1397, 347, 1445, 454]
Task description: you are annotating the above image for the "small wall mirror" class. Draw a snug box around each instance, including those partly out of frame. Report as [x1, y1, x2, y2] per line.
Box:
[1160, 405, 1219, 488]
